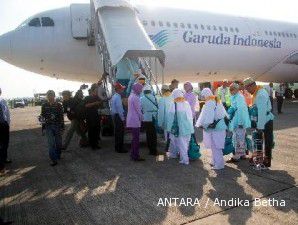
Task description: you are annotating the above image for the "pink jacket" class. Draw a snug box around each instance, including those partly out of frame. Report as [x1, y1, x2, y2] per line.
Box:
[126, 93, 143, 128]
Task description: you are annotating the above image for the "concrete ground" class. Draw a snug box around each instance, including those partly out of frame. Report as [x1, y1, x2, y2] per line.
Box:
[0, 100, 297, 225]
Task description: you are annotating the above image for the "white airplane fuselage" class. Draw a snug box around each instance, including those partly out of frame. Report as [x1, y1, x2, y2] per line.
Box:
[0, 4, 298, 83]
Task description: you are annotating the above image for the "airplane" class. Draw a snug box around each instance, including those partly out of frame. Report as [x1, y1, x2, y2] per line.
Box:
[0, 3, 297, 85]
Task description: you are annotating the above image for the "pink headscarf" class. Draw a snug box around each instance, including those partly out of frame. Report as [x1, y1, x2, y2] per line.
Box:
[132, 83, 143, 95]
[184, 82, 193, 93]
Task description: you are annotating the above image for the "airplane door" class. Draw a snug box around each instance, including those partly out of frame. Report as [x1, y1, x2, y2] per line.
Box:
[70, 4, 90, 39]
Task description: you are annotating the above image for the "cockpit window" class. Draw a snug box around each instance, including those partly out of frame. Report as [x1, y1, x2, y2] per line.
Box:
[28, 18, 41, 27]
[41, 17, 54, 27]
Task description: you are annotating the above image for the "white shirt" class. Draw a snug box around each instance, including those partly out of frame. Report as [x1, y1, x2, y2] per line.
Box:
[275, 86, 285, 97]
[0, 98, 10, 125]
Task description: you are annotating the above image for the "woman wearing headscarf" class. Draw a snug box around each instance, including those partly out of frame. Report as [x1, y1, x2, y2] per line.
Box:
[227, 83, 251, 163]
[195, 88, 227, 170]
[126, 83, 144, 161]
[166, 89, 194, 165]
[184, 82, 197, 120]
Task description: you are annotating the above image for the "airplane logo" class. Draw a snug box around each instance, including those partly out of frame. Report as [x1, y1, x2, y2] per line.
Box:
[149, 30, 178, 48]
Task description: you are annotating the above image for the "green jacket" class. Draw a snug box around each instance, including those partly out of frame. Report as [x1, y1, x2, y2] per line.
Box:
[217, 86, 231, 107]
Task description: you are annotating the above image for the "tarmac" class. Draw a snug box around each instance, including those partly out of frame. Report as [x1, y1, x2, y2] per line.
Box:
[0, 100, 297, 225]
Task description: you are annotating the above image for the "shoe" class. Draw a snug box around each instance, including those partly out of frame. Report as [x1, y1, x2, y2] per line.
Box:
[179, 161, 189, 165]
[263, 158, 271, 167]
[92, 145, 101, 150]
[50, 161, 58, 167]
[149, 151, 164, 156]
[0, 168, 6, 175]
[116, 150, 128, 153]
[211, 166, 224, 170]
[0, 219, 13, 225]
[133, 158, 145, 162]
[5, 159, 12, 164]
[226, 158, 240, 163]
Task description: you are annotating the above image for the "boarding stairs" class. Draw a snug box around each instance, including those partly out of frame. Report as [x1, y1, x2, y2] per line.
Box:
[89, 0, 165, 97]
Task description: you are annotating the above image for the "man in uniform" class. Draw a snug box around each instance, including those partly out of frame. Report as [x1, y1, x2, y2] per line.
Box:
[244, 77, 274, 168]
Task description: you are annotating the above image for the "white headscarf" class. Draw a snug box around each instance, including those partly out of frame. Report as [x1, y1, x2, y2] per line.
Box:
[200, 88, 213, 99]
[169, 89, 193, 121]
[196, 88, 227, 128]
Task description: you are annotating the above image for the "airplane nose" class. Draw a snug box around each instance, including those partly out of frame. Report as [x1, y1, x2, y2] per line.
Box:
[0, 33, 12, 62]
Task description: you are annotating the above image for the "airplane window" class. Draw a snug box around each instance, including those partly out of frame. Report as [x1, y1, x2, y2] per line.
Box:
[286, 33, 289, 37]
[213, 25, 217, 31]
[173, 22, 178, 28]
[151, 21, 155, 26]
[273, 31, 277, 36]
[278, 32, 281, 37]
[265, 31, 268, 35]
[143, 20, 148, 26]
[201, 24, 205, 30]
[166, 22, 171, 27]
[41, 17, 54, 27]
[269, 31, 273, 36]
[28, 18, 41, 27]
[194, 24, 198, 29]
[159, 21, 163, 27]
[230, 27, 234, 32]
[180, 23, 185, 28]
[282, 32, 285, 37]
[219, 26, 223, 31]
[294, 34, 297, 38]
[235, 27, 239, 33]
[207, 25, 211, 30]
[187, 23, 192, 29]
[224, 27, 229, 32]
[289, 33, 293, 38]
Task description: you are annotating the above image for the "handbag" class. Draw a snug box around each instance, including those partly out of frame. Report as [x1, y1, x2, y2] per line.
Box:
[188, 134, 201, 160]
[170, 103, 179, 137]
[223, 136, 235, 155]
[145, 95, 163, 134]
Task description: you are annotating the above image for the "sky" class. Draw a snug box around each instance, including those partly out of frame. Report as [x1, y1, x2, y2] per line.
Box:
[0, 0, 297, 98]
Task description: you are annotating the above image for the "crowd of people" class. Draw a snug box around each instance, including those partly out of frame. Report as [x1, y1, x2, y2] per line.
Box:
[36, 72, 276, 170]
[0, 73, 279, 172]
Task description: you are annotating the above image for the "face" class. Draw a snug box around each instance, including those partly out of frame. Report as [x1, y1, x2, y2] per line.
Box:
[47, 94, 55, 102]
[91, 87, 98, 96]
[230, 87, 238, 96]
[184, 84, 189, 92]
[138, 79, 145, 85]
[245, 84, 255, 95]
[62, 94, 70, 101]
[116, 88, 124, 93]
